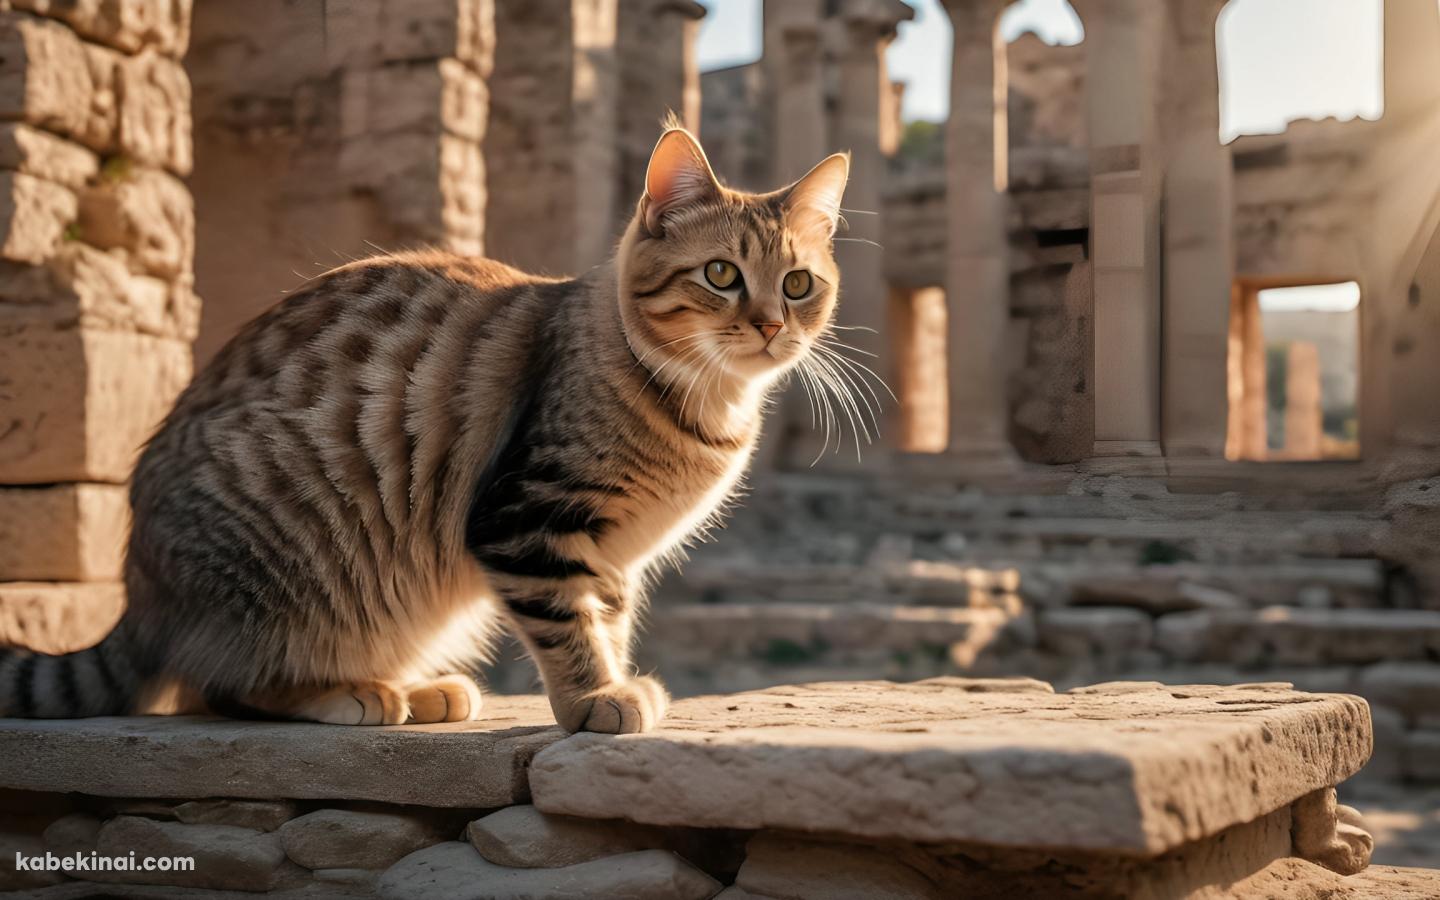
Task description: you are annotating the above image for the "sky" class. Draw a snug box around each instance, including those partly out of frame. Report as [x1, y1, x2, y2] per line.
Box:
[694, 0, 1388, 142]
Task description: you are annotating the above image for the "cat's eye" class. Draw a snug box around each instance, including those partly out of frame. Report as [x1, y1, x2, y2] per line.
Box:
[704, 260, 740, 290]
[783, 270, 812, 300]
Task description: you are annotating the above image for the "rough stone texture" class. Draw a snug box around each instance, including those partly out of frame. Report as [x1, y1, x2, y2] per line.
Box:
[0, 580, 124, 653]
[12, 0, 192, 56]
[279, 809, 448, 870]
[0, 483, 128, 581]
[0, 325, 192, 483]
[0, 700, 560, 808]
[1291, 787, 1374, 876]
[529, 679, 1372, 854]
[0, 241, 200, 340]
[378, 842, 720, 900]
[0, 170, 77, 265]
[42, 812, 103, 856]
[86, 815, 291, 890]
[77, 167, 194, 279]
[174, 799, 299, 832]
[466, 804, 672, 869]
[1156, 608, 1440, 666]
[0, 123, 98, 188]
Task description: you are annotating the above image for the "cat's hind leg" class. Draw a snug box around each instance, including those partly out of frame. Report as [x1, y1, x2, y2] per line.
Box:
[404, 674, 484, 724]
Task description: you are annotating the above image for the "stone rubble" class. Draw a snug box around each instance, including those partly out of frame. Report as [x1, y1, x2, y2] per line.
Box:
[279, 809, 452, 871]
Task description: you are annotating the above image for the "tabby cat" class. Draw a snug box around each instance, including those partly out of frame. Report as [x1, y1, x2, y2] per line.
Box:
[0, 127, 850, 734]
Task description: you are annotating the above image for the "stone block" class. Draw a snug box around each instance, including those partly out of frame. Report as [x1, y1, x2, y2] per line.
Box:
[43, 812, 102, 856]
[0, 325, 192, 483]
[0, 123, 100, 188]
[467, 805, 672, 869]
[87, 815, 290, 890]
[0, 483, 128, 581]
[0, 171, 77, 264]
[77, 167, 192, 278]
[279, 809, 448, 870]
[529, 680, 1372, 854]
[380, 0, 493, 68]
[0, 243, 200, 340]
[113, 50, 192, 175]
[173, 799, 299, 832]
[343, 59, 486, 143]
[735, 833, 941, 900]
[0, 699, 562, 808]
[0, 13, 99, 143]
[1348, 704, 1405, 786]
[11, 0, 192, 56]
[0, 581, 124, 654]
[1156, 608, 1440, 666]
[378, 842, 720, 900]
[0, 832, 66, 890]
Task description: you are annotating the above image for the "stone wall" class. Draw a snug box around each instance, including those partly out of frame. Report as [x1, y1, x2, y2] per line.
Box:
[5, 679, 1432, 898]
[0, 2, 195, 653]
[188, 0, 492, 363]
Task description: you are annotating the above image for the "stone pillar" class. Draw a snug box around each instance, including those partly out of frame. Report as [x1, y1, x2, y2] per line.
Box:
[189, 0, 493, 364]
[939, 0, 1012, 456]
[1283, 341, 1322, 459]
[1390, 215, 1440, 453]
[0, 4, 196, 651]
[616, 0, 704, 218]
[767, 0, 828, 184]
[1159, 0, 1232, 456]
[1384, 0, 1440, 126]
[891, 285, 949, 453]
[1225, 281, 1268, 461]
[1071, 0, 1162, 455]
[487, 0, 619, 275]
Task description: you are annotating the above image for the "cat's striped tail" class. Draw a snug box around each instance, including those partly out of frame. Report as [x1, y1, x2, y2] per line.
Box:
[0, 622, 146, 718]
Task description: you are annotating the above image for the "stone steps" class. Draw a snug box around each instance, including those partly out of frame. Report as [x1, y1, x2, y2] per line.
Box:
[665, 557, 1388, 611]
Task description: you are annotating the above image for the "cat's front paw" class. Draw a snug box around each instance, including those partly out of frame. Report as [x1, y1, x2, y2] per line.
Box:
[556, 676, 669, 734]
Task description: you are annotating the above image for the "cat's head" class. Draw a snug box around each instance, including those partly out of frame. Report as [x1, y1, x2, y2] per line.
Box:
[618, 126, 849, 390]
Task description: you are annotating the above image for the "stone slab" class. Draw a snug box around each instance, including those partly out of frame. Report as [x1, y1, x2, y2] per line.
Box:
[0, 483, 129, 581]
[529, 679, 1372, 855]
[0, 698, 560, 809]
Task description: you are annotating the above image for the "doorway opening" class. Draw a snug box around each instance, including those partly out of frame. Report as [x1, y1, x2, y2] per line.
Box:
[1227, 279, 1361, 461]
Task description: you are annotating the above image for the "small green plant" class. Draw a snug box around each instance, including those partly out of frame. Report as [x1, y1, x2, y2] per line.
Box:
[100, 155, 135, 183]
[1139, 540, 1193, 566]
[62, 222, 82, 242]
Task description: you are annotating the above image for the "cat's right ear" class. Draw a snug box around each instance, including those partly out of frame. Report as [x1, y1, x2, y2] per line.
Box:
[640, 128, 720, 237]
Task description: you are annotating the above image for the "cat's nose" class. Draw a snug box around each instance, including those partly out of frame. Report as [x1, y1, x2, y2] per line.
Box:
[753, 320, 784, 343]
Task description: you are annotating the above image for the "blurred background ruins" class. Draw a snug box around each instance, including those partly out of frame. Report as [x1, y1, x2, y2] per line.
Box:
[1, 0, 1439, 869]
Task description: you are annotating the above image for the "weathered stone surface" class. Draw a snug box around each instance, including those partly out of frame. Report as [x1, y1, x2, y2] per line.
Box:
[466, 804, 671, 869]
[735, 833, 940, 900]
[0, 700, 560, 808]
[0, 325, 192, 483]
[0, 581, 124, 654]
[87, 816, 288, 890]
[1292, 787, 1374, 875]
[1156, 608, 1440, 665]
[12, 0, 192, 56]
[0, 13, 100, 143]
[280, 809, 448, 870]
[43, 812, 103, 856]
[0, 242, 200, 340]
[0, 123, 100, 188]
[0, 171, 77, 264]
[378, 842, 720, 900]
[113, 51, 193, 175]
[173, 799, 299, 832]
[530, 680, 1372, 854]
[0, 483, 128, 581]
[77, 167, 193, 278]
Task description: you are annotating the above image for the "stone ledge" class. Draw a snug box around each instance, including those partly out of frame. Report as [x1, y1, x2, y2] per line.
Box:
[0, 680, 1372, 857]
[531, 679, 1371, 855]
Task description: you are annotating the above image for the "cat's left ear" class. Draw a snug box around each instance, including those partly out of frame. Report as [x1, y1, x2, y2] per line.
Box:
[641, 128, 721, 237]
[782, 152, 850, 242]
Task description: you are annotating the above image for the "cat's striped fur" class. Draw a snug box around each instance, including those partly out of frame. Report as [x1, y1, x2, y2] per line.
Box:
[0, 128, 850, 733]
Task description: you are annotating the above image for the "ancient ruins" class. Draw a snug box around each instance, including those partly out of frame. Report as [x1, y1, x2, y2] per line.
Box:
[2, 0, 1440, 896]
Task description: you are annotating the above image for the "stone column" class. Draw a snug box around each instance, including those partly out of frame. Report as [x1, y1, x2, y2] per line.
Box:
[1071, 0, 1162, 455]
[616, 0, 705, 218]
[1159, 0, 1231, 456]
[1225, 282, 1268, 461]
[939, 0, 1012, 456]
[0, 4, 196, 651]
[1283, 341, 1322, 459]
[767, 0, 828, 184]
[487, 0, 619, 275]
[189, 0, 493, 364]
